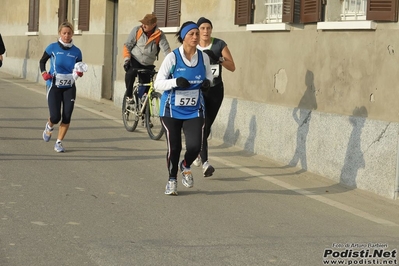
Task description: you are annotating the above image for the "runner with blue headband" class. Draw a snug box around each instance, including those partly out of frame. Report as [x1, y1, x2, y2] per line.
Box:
[180, 22, 199, 40]
[154, 21, 214, 195]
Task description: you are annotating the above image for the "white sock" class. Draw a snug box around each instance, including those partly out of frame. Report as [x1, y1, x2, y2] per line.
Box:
[56, 139, 62, 144]
[46, 123, 53, 131]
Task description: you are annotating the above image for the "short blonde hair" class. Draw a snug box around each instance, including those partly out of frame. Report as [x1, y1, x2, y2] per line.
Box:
[58, 21, 74, 33]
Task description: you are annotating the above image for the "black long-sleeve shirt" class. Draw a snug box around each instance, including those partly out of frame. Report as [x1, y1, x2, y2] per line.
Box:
[0, 34, 5, 54]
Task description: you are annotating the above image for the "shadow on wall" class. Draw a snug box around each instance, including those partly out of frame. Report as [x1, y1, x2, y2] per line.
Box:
[339, 106, 367, 188]
[287, 70, 318, 173]
[22, 39, 30, 79]
[244, 115, 257, 153]
[222, 98, 240, 147]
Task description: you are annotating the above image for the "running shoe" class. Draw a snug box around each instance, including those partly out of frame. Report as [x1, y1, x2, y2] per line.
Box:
[193, 156, 202, 167]
[203, 161, 215, 177]
[126, 97, 134, 104]
[54, 142, 65, 153]
[165, 179, 178, 195]
[180, 160, 194, 188]
[42, 122, 53, 142]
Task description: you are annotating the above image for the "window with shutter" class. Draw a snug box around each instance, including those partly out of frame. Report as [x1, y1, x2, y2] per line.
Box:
[154, 0, 167, 27]
[58, 0, 68, 27]
[28, 0, 40, 32]
[341, 0, 367, 20]
[282, 0, 295, 22]
[235, 0, 253, 25]
[154, 0, 180, 27]
[300, 0, 321, 23]
[78, 0, 90, 31]
[166, 0, 180, 27]
[367, 0, 398, 21]
[264, 0, 283, 23]
[339, 0, 398, 22]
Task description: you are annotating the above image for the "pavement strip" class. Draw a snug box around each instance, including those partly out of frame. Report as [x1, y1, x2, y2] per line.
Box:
[5, 77, 398, 227]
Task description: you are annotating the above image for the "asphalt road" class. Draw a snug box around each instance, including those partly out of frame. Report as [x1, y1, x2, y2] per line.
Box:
[1, 72, 399, 266]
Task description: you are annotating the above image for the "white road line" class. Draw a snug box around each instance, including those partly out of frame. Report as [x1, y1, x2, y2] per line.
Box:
[3, 79, 123, 125]
[9, 78, 398, 227]
[212, 157, 398, 227]
[76, 104, 123, 125]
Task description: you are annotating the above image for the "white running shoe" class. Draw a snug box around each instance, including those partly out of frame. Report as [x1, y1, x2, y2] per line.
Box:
[54, 142, 65, 152]
[203, 161, 215, 177]
[42, 122, 53, 142]
[165, 179, 178, 195]
[180, 161, 194, 188]
[126, 97, 134, 104]
[193, 156, 202, 167]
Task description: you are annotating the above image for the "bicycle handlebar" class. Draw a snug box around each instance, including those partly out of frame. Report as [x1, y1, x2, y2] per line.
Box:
[131, 68, 158, 75]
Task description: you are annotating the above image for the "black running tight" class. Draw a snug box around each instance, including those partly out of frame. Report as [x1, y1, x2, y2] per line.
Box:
[200, 82, 224, 163]
[46, 85, 76, 125]
[161, 117, 204, 178]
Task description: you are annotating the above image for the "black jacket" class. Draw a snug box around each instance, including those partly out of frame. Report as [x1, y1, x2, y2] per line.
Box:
[0, 34, 5, 54]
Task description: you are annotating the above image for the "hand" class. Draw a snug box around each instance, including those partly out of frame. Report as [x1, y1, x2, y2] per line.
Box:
[76, 71, 83, 77]
[123, 60, 130, 72]
[176, 77, 190, 88]
[203, 50, 219, 62]
[201, 79, 211, 92]
[42, 72, 52, 81]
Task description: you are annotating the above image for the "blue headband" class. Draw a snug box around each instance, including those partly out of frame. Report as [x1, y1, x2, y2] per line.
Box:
[180, 23, 198, 40]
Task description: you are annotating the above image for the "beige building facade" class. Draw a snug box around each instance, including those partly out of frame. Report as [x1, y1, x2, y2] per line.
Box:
[1, 0, 399, 199]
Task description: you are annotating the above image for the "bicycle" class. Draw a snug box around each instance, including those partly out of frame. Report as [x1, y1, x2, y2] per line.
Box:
[122, 69, 164, 140]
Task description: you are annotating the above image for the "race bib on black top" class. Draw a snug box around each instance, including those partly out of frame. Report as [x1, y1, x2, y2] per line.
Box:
[55, 74, 75, 88]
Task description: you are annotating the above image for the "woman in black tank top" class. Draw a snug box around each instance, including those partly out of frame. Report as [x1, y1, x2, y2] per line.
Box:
[195, 17, 236, 177]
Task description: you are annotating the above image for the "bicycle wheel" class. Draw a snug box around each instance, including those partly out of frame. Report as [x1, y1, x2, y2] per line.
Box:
[145, 91, 164, 140]
[122, 91, 139, 132]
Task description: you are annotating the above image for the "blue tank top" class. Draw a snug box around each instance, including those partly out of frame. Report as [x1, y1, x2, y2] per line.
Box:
[45, 42, 82, 88]
[160, 48, 206, 119]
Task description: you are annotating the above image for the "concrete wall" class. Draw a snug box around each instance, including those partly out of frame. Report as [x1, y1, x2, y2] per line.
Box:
[1, 0, 399, 199]
[213, 98, 399, 199]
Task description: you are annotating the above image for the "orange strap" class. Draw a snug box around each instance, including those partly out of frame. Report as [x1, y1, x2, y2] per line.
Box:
[136, 27, 161, 45]
[123, 28, 161, 59]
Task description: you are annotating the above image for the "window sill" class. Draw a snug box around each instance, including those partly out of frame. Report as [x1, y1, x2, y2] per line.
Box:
[246, 23, 290, 31]
[317, 21, 377, 30]
[74, 30, 82, 35]
[25, 31, 39, 36]
[159, 27, 179, 33]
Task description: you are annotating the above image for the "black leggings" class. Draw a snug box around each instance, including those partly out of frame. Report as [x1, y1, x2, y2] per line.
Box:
[124, 57, 155, 98]
[161, 117, 204, 178]
[200, 82, 224, 163]
[47, 85, 76, 124]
